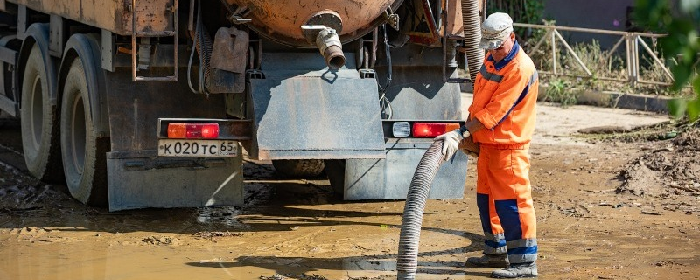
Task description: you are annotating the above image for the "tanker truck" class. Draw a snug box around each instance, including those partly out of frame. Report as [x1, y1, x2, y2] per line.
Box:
[0, 0, 484, 211]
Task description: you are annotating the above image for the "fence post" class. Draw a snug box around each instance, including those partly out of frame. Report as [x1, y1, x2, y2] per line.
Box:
[513, 22, 670, 86]
[551, 29, 557, 75]
[637, 36, 675, 81]
[625, 33, 638, 87]
[633, 34, 640, 86]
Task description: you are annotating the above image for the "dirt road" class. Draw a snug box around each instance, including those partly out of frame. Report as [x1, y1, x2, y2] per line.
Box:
[0, 95, 698, 280]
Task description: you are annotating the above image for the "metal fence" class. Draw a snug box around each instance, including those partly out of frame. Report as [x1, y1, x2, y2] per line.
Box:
[514, 23, 674, 87]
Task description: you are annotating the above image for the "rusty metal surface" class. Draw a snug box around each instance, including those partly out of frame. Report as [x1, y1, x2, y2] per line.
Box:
[210, 26, 248, 74]
[444, 0, 464, 37]
[7, 0, 173, 35]
[102, 67, 245, 208]
[205, 69, 245, 94]
[301, 11, 343, 44]
[131, 0, 177, 81]
[9, 0, 408, 41]
[401, 0, 440, 46]
[103, 68, 228, 152]
[99, 65, 241, 211]
[225, 0, 404, 47]
[130, 0, 174, 34]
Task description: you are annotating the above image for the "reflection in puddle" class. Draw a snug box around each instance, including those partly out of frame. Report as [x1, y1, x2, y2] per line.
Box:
[196, 206, 248, 228]
[342, 258, 396, 271]
[1, 234, 477, 280]
[230, 254, 473, 279]
[341, 258, 470, 279]
[0, 238, 110, 280]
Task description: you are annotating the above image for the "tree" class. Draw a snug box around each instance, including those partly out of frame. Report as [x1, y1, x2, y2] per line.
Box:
[635, 0, 700, 120]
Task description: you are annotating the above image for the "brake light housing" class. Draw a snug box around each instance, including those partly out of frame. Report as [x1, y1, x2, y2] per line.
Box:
[167, 123, 220, 139]
[412, 123, 460, 138]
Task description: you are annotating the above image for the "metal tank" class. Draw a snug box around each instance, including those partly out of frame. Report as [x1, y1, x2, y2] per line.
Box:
[225, 0, 404, 69]
[225, 0, 403, 47]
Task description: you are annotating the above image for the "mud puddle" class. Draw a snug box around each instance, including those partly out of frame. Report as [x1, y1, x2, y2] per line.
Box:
[0, 241, 480, 280]
[0, 170, 485, 280]
[3, 98, 700, 279]
[0, 209, 474, 280]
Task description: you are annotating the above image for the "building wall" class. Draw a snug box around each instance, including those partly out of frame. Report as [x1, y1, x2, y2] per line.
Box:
[543, 0, 636, 49]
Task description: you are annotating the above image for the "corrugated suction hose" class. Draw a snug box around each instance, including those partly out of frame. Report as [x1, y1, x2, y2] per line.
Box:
[462, 0, 484, 81]
[397, 140, 445, 279]
[188, 0, 213, 94]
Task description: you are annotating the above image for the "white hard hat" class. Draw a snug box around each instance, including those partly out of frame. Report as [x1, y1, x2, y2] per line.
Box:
[479, 12, 514, 50]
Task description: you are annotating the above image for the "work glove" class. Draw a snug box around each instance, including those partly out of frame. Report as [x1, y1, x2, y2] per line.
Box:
[459, 136, 480, 158]
[434, 128, 470, 162]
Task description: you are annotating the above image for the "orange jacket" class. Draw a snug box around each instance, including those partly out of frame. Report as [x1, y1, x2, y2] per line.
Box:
[468, 41, 538, 146]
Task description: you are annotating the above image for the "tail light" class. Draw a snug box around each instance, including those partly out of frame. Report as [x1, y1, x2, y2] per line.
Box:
[412, 123, 460, 138]
[167, 123, 220, 139]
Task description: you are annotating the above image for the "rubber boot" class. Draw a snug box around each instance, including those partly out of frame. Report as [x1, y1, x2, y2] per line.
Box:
[466, 254, 509, 268]
[491, 262, 538, 278]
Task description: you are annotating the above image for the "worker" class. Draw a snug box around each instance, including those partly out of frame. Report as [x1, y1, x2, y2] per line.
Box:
[436, 12, 539, 278]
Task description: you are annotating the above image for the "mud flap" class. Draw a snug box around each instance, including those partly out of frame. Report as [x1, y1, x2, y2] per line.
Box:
[249, 53, 385, 160]
[106, 147, 244, 211]
[343, 139, 467, 199]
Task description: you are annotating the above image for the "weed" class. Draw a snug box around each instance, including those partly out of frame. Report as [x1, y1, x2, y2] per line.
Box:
[524, 34, 682, 97]
[542, 78, 578, 107]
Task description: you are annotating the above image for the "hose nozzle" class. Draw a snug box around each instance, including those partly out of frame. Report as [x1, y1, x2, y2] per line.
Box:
[301, 25, 346, 69]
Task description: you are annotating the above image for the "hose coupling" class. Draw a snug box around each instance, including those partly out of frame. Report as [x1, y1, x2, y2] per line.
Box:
[301, 25, 346, 69]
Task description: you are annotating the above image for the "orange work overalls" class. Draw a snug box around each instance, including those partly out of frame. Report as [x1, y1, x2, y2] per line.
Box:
[468, 41, 538, 264]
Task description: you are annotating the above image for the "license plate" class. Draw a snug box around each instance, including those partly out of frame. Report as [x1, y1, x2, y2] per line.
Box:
[158, 139, 238, 157]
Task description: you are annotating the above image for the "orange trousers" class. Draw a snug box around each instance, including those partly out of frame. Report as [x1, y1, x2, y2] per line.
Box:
[476, 144, 537, 264]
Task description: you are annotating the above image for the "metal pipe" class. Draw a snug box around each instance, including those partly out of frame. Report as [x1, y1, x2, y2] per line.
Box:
[633, 34, 640, 85]
[637, 80, 674, 86]
[302, 25, 346, 69]
[603, 36, 626, 71]
[625, 34, 632, 82]
[513, 23, 666, 37]
[323, 45, 346, 69]
[529, 30, 551, 56]
[537, 72, 628, 82]
[554, 30, 592, 76]
[637, 37, 674, 81]
[551, 31, 557, 75]
[518, 23, 676, 86]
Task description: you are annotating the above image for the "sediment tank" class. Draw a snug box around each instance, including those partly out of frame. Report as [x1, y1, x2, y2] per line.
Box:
[225, 0, 404, 47]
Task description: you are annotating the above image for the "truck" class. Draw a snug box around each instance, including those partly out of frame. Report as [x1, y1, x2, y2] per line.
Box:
[0, 0, 485, 211]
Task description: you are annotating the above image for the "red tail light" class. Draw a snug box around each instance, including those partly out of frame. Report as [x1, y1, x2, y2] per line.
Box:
[412, 123, 460, 138]
[167, 123, 220, 139]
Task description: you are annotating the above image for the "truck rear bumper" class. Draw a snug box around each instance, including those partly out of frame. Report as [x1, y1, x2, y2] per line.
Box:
[343, 138, 467, 200]
[106, 148, 244, 211]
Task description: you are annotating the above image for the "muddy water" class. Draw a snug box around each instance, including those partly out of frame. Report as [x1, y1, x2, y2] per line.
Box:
[0, 134, 483, 280]
[0, 242, 476, 280]
[0, 195, 486, 280]
[3, 98, 700, 279]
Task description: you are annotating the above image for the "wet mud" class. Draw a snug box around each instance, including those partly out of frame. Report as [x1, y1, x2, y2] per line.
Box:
[1, 100, 699, 279]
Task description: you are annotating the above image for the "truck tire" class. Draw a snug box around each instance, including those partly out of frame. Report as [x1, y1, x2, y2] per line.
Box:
[323, 159, 345, 197]
[20, 44, 64, 183]
[0, 111, 11, 128]
[272, 159, 325, 178]
[60, 58, 108, 206]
